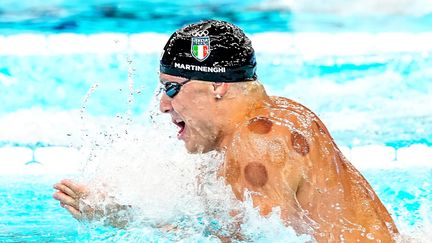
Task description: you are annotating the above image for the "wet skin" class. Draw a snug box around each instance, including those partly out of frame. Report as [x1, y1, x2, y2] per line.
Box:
[221, 97, 399, 242]
[54, 73, 399, 242]
[158, 73, 399, 242]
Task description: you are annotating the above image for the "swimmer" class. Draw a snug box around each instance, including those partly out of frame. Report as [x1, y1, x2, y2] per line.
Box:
[53, 20, 399, 242]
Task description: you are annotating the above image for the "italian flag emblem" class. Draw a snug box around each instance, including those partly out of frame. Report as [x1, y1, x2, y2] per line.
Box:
[191, 36, 210, 62]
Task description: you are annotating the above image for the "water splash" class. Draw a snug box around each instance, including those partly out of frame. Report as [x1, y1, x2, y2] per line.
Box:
[71, 80, 314, 242]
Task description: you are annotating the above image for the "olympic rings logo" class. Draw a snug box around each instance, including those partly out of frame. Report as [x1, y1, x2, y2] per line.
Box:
[192, 30, 209, 37]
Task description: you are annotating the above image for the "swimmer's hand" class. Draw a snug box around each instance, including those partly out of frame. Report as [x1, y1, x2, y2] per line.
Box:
[52, 179, 90, 220]
[52, 179, 132, 228]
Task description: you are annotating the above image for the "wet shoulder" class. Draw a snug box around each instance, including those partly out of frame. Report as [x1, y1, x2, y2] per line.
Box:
[269, 96, 333, 142]
[224, 100, 311, 189]
[226, 98, 317, 170]
[234, 97, 320, 148]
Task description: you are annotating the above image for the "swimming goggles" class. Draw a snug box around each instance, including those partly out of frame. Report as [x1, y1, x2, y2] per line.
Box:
[161, 79, 191, 98]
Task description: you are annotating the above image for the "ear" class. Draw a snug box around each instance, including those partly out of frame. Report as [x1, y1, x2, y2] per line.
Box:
[212, 82, 229, 98]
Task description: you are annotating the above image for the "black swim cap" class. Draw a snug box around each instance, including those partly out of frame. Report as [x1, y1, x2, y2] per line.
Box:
[160, 20, 257, 82]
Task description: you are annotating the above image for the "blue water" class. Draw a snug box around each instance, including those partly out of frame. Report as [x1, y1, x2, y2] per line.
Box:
[1, 0, 432, 34]
[0, 168, 430, 242]
[0, 176, 78, 242]
[1, 0, 432, 242]
[1, 52, 431, 147]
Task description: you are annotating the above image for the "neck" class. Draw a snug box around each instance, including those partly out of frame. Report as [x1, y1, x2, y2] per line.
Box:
[215, 87, 271, 152]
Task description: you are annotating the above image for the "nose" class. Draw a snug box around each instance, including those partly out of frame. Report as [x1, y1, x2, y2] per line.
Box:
[159, 94, 173, 113]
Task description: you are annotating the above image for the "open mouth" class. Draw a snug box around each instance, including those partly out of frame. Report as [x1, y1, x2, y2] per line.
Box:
[173, 119, 186, 138]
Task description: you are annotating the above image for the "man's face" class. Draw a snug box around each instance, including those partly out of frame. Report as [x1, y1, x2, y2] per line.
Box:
[159, 73, 221, 153]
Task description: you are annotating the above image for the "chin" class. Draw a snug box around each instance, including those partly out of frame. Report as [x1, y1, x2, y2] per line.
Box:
[184, 140, 212, 154]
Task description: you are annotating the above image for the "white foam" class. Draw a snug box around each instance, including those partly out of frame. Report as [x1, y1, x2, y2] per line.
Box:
[46, 34, 90, 54]
[1, 143, 431, 175]
[262, 0, 432, 16]
[0, 36, 6, 54]
[87, 33, 129, 54]
[1, 32, 432, 57]
[0, 146, 84, 175]
[375, 33, 432, 53]
[338, 145, 351, 160]
[0, 146, 33, 174]
[0, 72, 17, 87]
[1, 106, 431, 171]
[351, 145, 396, 169]
[397, 144, 432, 167]
[0, 108, 115, 146]
[1, 34, 48, 55]
[129, 33, 168, 53]
[252, 32, 296, 54]
[34, 147, 83, 173]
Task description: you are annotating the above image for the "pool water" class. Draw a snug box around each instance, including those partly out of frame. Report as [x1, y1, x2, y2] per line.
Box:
[0, 168, 431, 242]
[0, 176, 78, 242]
[1, 0, 432, 242]
[1, 49, 431, 147]
[1, 0, 432, 34]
